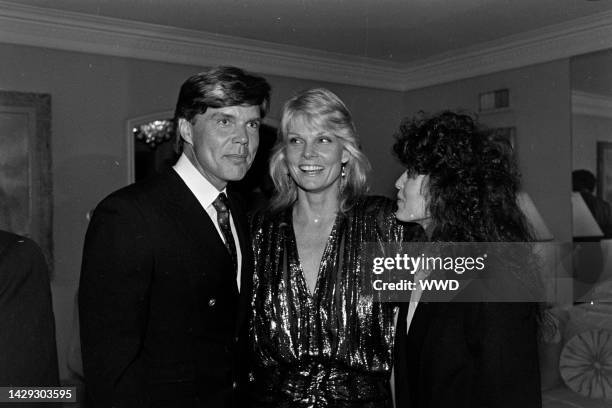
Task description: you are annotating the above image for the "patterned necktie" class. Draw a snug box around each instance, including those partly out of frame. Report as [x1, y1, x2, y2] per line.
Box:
[212, 193, 238, 274]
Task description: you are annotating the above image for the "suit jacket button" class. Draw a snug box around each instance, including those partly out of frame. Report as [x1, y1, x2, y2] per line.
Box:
[234, 336, 239, 343]
[208, 298, 216, 307]
[232, 381, 238, 390]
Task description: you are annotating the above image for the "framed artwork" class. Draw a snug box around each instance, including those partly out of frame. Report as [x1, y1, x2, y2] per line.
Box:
[0, 91, 53, 269]
[597, 141, 612, 203]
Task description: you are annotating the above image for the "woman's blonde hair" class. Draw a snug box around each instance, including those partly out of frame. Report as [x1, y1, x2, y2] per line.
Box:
[269, 88, 371, 212]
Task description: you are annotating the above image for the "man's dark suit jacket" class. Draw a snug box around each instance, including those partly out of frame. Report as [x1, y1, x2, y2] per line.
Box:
[79, 170, 253, 408]
[394, 301, 541, 408]
[0, 230, 59, 387]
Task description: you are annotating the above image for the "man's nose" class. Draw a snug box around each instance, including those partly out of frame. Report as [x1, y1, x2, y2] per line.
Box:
[234, 127, 249, 144]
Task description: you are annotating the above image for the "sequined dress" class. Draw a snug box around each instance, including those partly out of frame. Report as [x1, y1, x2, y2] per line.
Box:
[249, 196, 413, 408]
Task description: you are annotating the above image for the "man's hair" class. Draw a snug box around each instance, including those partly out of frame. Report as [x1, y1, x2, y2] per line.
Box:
[268, 88, 370, 213]
[174, 66, 271, 152]
[572, 169, 596, 193]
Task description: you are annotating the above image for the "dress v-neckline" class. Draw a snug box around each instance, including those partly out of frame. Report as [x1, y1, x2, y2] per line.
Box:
[288, 210, 340, 299]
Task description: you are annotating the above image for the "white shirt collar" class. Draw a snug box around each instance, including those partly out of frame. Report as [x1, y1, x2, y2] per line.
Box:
[173, 153, 226, 209]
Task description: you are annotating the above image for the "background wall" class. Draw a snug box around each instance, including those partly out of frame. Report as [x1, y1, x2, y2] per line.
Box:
[573, 114, 612, 173]
[571, 49, 612, 189]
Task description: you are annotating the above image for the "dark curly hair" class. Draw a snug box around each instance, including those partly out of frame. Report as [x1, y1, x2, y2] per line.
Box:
[393, 111, 533, 242]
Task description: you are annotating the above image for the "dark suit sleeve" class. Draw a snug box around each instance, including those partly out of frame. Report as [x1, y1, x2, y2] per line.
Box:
[79, 195, 152, 406]
[466, 303, 541, 408]
[0, 236, 59, 387]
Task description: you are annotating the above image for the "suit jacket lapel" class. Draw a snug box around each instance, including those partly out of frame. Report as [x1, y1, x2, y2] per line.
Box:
[159, 172, 249, 334]
[161, 170, 234, 275]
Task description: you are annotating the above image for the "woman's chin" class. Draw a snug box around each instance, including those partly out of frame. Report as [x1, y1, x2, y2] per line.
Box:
[396, 211, 429, 225]
[395, 211, 411, 222]
[296, 179, 341, 195]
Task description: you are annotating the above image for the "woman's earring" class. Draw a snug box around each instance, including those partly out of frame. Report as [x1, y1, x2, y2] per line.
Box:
[341, 164, 346, 178]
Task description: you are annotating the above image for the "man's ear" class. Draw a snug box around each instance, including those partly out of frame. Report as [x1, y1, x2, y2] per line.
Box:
[178, 118, 193, 145]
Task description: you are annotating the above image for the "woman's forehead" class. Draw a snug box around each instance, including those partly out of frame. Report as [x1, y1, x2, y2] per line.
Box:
[287, 113, 324, 131]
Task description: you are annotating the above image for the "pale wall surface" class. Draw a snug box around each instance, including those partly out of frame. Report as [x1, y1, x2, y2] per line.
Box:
[572, 114, 612, 175]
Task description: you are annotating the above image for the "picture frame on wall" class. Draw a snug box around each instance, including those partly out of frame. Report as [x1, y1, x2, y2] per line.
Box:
[0, 91, 53, 270]
[597, 141, 612, 203]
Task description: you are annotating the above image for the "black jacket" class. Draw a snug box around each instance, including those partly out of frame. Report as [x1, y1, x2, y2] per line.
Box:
[394, 300, 541, 408]
[79, 170, 253, 407]
[0, 230, 59, 387]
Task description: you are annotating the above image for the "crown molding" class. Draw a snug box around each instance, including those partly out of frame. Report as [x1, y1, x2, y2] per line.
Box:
[399, 10, 612, 91]
[572, 91, 612, 119]
[1, 1, 612, 91]
[0, 1, 405, 90]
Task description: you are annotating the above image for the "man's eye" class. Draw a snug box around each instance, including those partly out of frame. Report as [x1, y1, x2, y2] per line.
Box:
[247, 121, 260, 129]
[218, 119, 231, 126]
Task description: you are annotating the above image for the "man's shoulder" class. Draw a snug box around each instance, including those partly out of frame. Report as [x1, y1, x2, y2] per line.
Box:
[0, 230, 22, 251]
[100, 171, 180, 207]
[0, 230, 47, 278]
[0, 230, 42, 258]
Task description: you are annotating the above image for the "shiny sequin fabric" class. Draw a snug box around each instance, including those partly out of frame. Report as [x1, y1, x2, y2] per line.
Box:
[249, 196, 414, 408]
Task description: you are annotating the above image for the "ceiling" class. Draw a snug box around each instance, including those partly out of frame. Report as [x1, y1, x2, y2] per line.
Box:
[6, 0, 612, 64]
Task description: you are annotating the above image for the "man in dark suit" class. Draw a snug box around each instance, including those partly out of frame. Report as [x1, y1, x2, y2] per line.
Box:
[79, 66, 271, 407]
[0, 230, 59, 388]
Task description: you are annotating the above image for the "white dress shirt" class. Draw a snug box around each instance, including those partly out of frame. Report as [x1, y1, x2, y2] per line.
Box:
[173, 153, 242, 291]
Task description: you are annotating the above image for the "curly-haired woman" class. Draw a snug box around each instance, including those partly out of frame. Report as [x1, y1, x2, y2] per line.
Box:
[391, 111, 541, 408]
